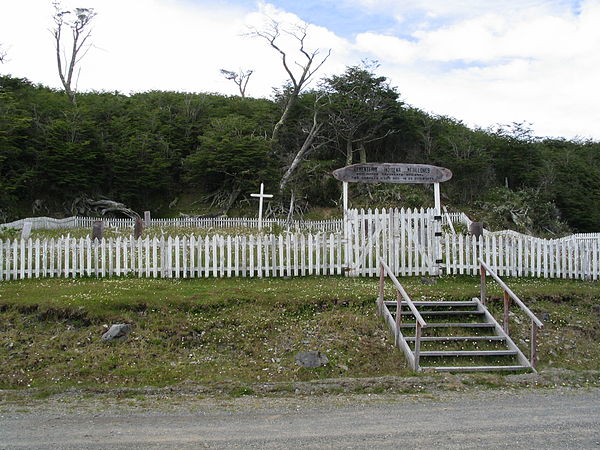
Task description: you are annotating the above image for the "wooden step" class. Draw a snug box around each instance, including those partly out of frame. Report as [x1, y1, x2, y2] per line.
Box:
[385, 301, 477, 307]
[418, 350, 517, 357]
[398, 322, 496, 328]
[397, 310, 484, 316]
[380, 297, 533, 374]
[421, 365, 530, 372]
[404, 336, 505, 342]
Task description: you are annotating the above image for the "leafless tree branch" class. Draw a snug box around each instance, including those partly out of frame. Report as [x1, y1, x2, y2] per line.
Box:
[279, 93, 333, 192]
[51, 1, 96, 104]
[220, 68, 254, 98]
[247, 17, 331, 142]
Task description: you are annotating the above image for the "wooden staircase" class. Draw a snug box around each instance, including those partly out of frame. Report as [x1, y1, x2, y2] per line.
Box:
[377, 259, 544, 373]
[384, 298, 531, 372]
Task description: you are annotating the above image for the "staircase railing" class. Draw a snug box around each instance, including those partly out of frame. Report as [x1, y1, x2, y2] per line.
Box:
[479, 258, 544, 368]
[378, 260, 427, 370]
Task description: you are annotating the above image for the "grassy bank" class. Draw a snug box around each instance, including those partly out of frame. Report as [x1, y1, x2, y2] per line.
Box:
[1, 276, 599, 392]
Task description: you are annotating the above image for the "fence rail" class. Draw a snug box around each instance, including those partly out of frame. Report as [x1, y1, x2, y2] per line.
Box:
[1, 211, 474, 234]
[442, 212, 472, 229]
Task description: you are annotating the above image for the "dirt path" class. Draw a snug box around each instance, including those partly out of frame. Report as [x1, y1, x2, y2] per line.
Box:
[1, 387, 599, 449]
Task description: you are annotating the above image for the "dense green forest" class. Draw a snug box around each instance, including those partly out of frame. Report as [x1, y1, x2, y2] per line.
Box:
[2, 68, 600, 234]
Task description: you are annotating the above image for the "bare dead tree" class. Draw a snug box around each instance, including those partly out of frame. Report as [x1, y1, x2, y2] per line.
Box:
[220, 68, 254, 98]
[278, 94, 331, 193]
[0, 44, 7, 63]
[51, 1, 96, 104]
[248, 19, 331, 142]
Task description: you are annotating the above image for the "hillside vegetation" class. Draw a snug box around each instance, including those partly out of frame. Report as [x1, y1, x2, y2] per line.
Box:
[2, 67, 600, 234]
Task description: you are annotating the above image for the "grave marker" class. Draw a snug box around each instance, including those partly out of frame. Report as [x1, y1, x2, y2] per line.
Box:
[21, 221, 32, 240]
[92, 220, 104, 240]
[251, 183, 273, 231]
[470, 222, 484, 238]
[134, 217, 144, 239]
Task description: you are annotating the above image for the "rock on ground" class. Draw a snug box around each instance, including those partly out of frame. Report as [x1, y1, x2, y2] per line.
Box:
[295, 351, 329, 368]
[101, 323, 133, 342]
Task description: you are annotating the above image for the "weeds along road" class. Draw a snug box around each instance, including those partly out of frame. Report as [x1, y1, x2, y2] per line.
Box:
[1, 388, 599, 449]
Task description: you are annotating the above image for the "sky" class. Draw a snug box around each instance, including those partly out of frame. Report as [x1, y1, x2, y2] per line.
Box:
[1, 0, 599, 140]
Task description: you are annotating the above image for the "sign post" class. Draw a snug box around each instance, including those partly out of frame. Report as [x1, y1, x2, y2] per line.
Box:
[434, 183, 441, 215]
[251, 183, 273, 231]
[342, 181, 349, 272]
[333, 163, 452, 276]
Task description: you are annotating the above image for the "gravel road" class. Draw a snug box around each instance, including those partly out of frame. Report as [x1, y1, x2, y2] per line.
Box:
[1, 388, 599, 449]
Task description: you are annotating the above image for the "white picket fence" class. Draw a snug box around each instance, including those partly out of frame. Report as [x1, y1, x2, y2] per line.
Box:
[443, 212, 472, 229]
[444, 233, 600, 280]
[0, 216, 343, 233]
[2, 231, 599, 281]
[0, 234, 347, 280]
[0, 208, 436, 280]
[1, 211, 474, 235]
[1, 207, 599, 281]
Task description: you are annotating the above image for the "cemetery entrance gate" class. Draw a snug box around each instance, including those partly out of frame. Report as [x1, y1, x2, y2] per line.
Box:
[333, 163, 453, 277]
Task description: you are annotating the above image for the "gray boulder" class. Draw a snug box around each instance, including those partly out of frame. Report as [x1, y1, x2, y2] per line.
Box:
[101, 323, 132, 342]
[295, 351, 329, 368]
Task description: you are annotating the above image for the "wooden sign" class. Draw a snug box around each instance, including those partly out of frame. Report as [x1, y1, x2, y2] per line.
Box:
[332, 163, 452, 184]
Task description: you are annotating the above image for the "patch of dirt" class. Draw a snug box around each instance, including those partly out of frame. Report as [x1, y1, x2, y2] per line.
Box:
[1, 369, 598, 407]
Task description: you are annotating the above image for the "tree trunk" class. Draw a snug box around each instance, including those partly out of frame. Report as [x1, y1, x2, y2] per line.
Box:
[359, 143, 367, 164]
[279, 119, 322, 193]
[272, 89, 299, 142]
[286, 190, 295, 225]
[222, 186, 242, 215]
[346, 139, 354, 165]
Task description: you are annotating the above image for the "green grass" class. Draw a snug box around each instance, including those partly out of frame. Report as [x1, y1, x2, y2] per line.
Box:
[0, 275, 599, 391]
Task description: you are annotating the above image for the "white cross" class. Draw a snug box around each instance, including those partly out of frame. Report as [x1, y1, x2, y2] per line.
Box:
[250, 183, 273, 231]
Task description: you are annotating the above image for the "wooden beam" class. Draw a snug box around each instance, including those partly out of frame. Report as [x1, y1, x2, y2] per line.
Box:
[531, 322, 538, 369]
[503, 290, 510, 334]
